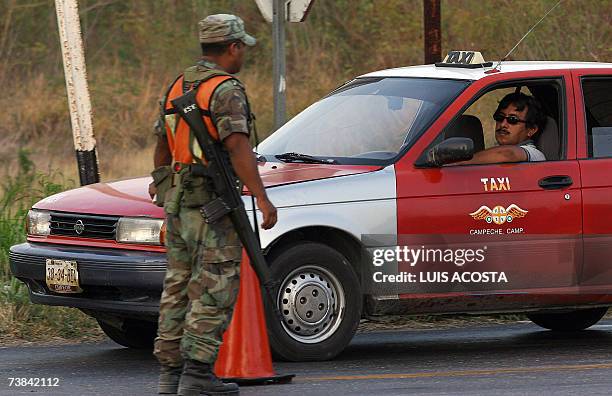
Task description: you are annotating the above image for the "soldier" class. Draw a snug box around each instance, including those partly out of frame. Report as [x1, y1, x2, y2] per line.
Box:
[149, 14, 277, 396]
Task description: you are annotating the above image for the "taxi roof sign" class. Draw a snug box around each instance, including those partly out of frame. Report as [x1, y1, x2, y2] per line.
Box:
[435, 51, 493, 69]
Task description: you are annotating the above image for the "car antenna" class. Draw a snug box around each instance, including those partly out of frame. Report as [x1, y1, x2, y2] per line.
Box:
[493, 0, 563, 71]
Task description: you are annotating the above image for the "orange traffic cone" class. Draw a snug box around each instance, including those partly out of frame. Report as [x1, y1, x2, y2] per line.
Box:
[214, 250, 294, 385]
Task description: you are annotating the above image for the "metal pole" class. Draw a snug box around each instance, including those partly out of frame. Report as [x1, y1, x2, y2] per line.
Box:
[272, 0, 286, 130]
[55, 0, 100, 185]
[423, 0, 442, 64]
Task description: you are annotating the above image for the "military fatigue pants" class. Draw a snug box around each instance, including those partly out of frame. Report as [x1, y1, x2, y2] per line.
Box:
[154, 206, 242, 366]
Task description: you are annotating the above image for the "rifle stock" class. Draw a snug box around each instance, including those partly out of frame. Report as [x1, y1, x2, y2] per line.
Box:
[171, 89, 282, 322]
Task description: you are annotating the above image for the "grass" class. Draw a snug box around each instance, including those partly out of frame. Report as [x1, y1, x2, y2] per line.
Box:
[0, 278, 104, 344]
[0, 151, 103, 344]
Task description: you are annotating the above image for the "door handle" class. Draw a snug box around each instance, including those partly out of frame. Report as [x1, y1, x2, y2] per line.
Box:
[538, 175, 573, 190]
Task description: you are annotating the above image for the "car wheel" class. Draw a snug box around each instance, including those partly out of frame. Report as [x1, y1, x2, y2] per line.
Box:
[527, 307, 608, 331]
[265, 242, 362, 361]
[97, 319, 157, 349]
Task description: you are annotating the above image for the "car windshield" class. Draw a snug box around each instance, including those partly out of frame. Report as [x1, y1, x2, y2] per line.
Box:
[257, 77, 470, 164]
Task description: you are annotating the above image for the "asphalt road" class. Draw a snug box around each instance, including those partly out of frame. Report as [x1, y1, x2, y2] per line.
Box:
[2, 320, 612, 396]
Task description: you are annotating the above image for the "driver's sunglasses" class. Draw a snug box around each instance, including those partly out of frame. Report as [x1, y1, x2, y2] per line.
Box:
[493, 112, 527, 125]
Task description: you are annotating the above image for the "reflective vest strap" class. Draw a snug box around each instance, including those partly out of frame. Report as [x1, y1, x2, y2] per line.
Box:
[164, 76, 184, 160]
[190, 75, 233, 162]
[164, 74, 232, 164]
[195, 75, 233, 142]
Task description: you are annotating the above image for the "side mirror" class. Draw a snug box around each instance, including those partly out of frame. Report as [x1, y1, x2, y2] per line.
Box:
[415, 137, 474, 167]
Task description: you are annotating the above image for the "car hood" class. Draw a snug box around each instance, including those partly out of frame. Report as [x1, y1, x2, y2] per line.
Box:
[33, 162, 380, 217]
[254, 161, 380, 190]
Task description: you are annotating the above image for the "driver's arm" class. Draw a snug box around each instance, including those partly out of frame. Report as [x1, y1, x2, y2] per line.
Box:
[454, 145, 527, 165]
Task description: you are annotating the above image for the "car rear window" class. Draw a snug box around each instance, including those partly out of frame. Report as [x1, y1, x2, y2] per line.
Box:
[582, 77, 612, 158]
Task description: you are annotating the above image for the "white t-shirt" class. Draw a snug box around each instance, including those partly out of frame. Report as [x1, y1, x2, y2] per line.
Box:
[519, 140, 546, 161]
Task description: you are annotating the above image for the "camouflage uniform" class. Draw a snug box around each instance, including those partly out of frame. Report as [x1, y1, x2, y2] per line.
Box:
[153, 15, 256, 369]
[154, 204, 242, 366]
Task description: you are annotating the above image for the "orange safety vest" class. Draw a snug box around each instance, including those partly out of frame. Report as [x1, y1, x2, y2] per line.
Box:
[164, 74, 233, 164]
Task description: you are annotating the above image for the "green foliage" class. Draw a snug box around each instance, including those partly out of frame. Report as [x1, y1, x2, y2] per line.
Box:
[0, 151, 100, 342]
[0, 149, 74, 281]
[0, 149, 74, 282]
[0, 277, 30, 308]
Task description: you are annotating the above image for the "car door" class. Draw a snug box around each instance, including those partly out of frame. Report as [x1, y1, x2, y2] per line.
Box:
[393, 71, 582, 296]
[574, 69, 612, 289]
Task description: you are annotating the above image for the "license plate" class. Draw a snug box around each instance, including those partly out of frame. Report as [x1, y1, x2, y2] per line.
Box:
[45, 259, 82, 294]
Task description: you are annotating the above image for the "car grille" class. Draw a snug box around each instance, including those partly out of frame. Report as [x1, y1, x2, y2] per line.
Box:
[50, 212, 119, 240]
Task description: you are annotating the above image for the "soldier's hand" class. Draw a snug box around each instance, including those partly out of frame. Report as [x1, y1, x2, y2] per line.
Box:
[148, 182, 157, 200]
[257, 195, 277, 229]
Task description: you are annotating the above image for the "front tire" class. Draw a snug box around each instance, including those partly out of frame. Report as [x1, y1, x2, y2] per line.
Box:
[265, 242, 362, 361]
[527, 307, 608, 331]
[97, 319, 157, 349]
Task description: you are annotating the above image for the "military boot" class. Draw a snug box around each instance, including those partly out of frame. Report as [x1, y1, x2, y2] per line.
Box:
[158, 364, 182, 394]
[177, 359, 239, 396]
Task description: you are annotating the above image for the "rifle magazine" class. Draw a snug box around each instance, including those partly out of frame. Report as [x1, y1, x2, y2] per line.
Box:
[200, 197, 232, 224]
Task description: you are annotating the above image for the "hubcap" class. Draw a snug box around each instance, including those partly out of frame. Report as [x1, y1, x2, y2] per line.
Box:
[278, 265, 345, 344]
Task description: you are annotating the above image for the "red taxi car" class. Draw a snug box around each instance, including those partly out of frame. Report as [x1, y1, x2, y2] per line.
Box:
[10, 53, 612, 361]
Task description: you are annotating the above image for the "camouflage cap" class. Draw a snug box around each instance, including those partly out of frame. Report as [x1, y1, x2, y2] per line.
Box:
[198, 14, 256, 46]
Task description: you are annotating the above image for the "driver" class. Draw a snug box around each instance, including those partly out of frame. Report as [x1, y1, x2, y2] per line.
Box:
[459, 92, 547, 164]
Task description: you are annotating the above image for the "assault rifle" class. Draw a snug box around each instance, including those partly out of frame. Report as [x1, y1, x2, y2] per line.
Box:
[170, 89, 282, 322]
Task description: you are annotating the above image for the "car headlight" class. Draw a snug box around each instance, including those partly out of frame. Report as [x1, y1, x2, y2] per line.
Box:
[116, 217, 165, 245]
[26, 210, 51, 236]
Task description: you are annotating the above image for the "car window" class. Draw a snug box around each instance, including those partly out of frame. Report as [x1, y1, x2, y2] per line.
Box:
[582, 77, 612, 158]
[258, 77, 470, 164]
[463, 87, 517, 149]
[429, 80, 564, 163]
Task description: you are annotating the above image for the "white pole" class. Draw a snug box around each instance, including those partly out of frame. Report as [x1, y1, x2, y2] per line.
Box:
[55, 0, 100, 185]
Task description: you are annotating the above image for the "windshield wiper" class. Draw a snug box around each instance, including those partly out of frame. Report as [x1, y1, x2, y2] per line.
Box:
[275, 152, 338, 164]
[254, 151, 267, 162]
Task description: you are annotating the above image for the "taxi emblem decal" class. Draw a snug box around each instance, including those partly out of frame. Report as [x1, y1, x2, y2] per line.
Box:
[469, 204, 528, 225]
[74, 219, 85, 235]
